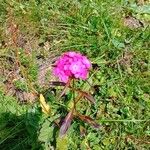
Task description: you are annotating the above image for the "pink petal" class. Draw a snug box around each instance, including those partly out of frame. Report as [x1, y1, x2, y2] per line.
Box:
[82, 56, 91, 69]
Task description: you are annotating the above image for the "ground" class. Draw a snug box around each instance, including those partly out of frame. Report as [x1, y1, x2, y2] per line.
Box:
[0, 0, 150, 150]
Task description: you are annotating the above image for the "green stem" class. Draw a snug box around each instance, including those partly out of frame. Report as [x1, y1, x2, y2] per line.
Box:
[99, 119, 150, 122]
[72, 78, 76, 109]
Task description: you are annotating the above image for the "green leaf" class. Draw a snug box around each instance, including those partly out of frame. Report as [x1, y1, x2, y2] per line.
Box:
[112, 39, 125, 49]
[130, 4, 150, 14]
[56, 136, 68, 150]
[38, 120, 54, 143]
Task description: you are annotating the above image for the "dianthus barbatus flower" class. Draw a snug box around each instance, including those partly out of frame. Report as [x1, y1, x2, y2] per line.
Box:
[53, 51, 91, 83]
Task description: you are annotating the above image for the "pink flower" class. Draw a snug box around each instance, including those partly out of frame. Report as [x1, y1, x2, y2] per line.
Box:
[53, 51, 91, 83]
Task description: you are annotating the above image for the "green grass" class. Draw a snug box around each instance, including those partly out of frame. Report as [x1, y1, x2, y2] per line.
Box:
[0, 0, 150, 149]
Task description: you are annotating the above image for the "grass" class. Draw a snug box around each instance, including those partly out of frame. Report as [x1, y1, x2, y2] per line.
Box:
[0, 0, 150, 149]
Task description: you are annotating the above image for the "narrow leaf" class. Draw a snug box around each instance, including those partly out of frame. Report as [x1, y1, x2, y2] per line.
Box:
[39, 94, 50, 115]
[59, 109, 74, 137]
[58, 85, 68, 99]
[78, 114, 100, 129]
[50, 81, 66, 86]
[58, 79, 71, 99]
[81, 91, 95, 104]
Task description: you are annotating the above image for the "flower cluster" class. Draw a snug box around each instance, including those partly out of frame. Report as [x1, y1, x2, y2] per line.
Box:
[53, 51, 91, 83]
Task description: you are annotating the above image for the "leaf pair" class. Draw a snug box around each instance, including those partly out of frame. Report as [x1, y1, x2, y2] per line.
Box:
[59, 110, 100, 137]
[50, 81, 95, 105]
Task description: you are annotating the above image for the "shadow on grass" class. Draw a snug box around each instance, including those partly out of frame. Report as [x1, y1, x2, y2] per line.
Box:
[0, 111, 42, 150]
